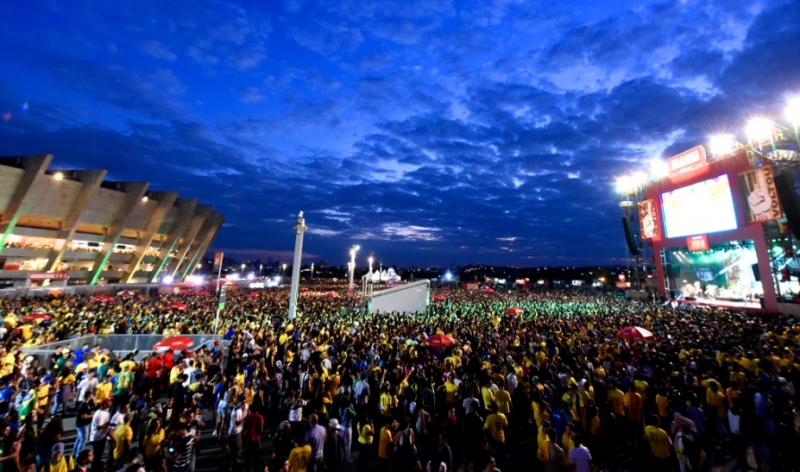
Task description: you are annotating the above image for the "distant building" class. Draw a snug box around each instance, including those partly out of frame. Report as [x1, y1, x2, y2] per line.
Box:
[0, 154, 223, 287]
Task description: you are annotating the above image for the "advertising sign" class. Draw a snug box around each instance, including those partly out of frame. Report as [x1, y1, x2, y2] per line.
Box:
[687, 235, 710, 252]
[738, 165, 782, 223]
[29, 272, 69, 281]
[668, 145, 707, 177]
[213, 252, 224, 268]
[637, 199, 659, 239]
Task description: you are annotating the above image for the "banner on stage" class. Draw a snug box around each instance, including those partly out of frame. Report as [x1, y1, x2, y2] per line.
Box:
[637, 199, 659, 239]
[738, 165, 782, 223]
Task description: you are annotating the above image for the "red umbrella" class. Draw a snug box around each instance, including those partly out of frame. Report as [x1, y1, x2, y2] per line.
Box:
[504, 307, 523, 316]
[424, 334, 456, 348]
[482, 286, 494, 293]
[92, 295, 115, 303]
[327, 292, 340, 299]
[168, 302, 188, 311]
[617, 326, 654, 341]
[300, 286, 309, 292]
[117, 290, 135, 297]
[433, 294, 446, 301]
[153, 336, 194, 352]
[20, 313, 52, 323]
[247, 291, 259, 298]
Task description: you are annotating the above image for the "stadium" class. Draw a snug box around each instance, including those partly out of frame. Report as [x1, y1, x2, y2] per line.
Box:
[0, 154, 223, 289]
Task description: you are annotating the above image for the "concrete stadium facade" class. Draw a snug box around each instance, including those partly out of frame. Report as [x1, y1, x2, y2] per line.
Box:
[0, 154, 223, 287]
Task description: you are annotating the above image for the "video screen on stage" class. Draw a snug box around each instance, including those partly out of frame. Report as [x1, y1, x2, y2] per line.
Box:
[665, 240, 762, 309]
[661, 175, 738, 238]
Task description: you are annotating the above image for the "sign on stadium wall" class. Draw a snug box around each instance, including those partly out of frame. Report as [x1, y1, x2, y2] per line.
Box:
[637, 199, 659, 239]
[668, 145, 707, 177]
[738, 164, 782, 223]
[29, 272, 70, 281]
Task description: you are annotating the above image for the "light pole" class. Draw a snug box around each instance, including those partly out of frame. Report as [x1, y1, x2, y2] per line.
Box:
[310, 262, 315, 283]
[259, 263, 263, 278]
[282, 263, 287, 278]
[288, 211, 307, 321]
[348, 245, 359, 288]
[241, 263, 245, 276]
[368, 255, 374, 275]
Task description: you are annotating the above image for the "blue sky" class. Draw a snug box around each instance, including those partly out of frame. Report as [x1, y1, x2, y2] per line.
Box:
[1, 0, 799, 267]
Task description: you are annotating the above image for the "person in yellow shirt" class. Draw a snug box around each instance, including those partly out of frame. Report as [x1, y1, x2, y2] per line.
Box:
[357, 415, 374, 471]
[607, 383, 625, 419]
[493, 385, 512, 415]
[481, 382, 495, 414]
[644, 415, 672, 466]
[656, 387, 670, 423]
[442, 374, 460, 407]
[288, 437, 312, 472]
[113, 413, 134, 463]
[142, 418, 165, 470]
[95, 376, 113, 404]
[378, 419, 398, 468]
[483, 404, 508, 464]
[561, 423, 575, 464]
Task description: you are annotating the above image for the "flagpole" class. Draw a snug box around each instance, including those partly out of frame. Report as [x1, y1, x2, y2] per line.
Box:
[216, 253, 224, 294]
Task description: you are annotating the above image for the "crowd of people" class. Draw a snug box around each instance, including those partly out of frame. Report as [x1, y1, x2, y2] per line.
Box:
[0, 285, 798, 472]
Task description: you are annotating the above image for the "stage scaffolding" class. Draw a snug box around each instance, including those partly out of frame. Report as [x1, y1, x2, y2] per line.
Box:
[619, 188, 654, 292]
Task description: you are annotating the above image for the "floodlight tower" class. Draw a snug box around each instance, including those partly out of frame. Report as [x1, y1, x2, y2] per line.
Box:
[288, 211, 307, 321]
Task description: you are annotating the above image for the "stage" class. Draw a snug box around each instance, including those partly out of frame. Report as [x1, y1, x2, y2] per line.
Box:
[674, 297, 762, 311]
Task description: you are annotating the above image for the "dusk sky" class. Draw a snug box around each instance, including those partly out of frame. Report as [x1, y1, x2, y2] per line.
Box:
[1, 0, 799, 267]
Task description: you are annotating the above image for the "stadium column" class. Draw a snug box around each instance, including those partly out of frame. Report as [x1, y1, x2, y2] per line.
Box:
[0, 154, 53, 249]
[42, 169, 107, 272]
[174, 211, 218, 280]
[167, 206, 211, 280]
[122, 191, 178, 283]
[179, 212, 223, 281]
[88, 182, 149, 285]
[148, 199, 197, 283]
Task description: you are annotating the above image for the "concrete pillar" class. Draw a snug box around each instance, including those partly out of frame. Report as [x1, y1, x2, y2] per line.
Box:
[180, 212, 224, 281]
[121, 191, 178, 283]
[148, 199, 198, 283]
[42, 169, 107, 272]
[88, 182, 149, 285]
[0, 154, 53, 249]
[174, 211, 216, 279]
[166, 206, 211, 280]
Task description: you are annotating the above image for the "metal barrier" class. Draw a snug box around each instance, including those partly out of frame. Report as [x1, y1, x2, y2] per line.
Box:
[21, 334, 227, 363]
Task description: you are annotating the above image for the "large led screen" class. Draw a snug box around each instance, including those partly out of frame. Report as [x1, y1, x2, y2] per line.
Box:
[662, 175, 738, 238]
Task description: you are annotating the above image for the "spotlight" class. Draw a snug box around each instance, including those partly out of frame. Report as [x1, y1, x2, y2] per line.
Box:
[54, 172, 64, 181]
[141, 196, 149, 202]
[786, 97, 800, 126]
[709, 134, 736, 156]
[162, 275, 174, 284]
[746, 118, 773, 143]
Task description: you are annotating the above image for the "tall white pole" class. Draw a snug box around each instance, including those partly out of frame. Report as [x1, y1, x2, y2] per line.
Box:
[288, 211, 307, 321]
[348, 248, 356, 288]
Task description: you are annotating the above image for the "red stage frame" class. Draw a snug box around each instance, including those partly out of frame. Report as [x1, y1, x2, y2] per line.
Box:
[645, 149, 779, 312]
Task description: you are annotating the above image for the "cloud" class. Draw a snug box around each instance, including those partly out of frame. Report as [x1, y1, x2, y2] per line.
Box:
[140, 40, 178, 62]
[237, 87, 264, 103]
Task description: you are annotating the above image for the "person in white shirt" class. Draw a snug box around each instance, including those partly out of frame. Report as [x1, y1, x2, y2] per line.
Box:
[77, 370, 98, 405]
[568, 434, 593, 472]
[228, 399, 246, 469]
[505, 372, 518, 396]
[88, 398, 111, 472]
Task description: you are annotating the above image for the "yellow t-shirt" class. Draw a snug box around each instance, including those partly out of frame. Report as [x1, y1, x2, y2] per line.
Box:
[494, 389, 511, 414]
[444, 381, 459, 403]
[481, 386, 494, 410]
[484, 413, 508, 443]
[95, 382, 112, 403]
[645, 425, 670, 459]
[608, 389, 625, 417]
[562, 433, 574, 463]
[113, 424, 133, 460]
[143, 429, 165, 458]
[358, 423, 374, 445]
[379, 392, 394, 417]
[378, 426, 394, 459]
[656, 394, 669, 418]
[38, 385, 51, 408]
[288, 445, 312, 472]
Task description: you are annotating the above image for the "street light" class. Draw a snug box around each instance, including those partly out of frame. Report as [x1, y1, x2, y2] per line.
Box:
[368, 255, 374, 274]
[349, 245, 359, 288]
[282, 263, 287, 277]
[241, 263, 246, 276]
